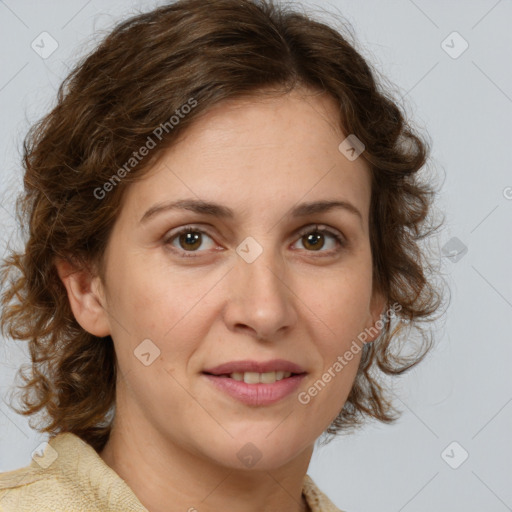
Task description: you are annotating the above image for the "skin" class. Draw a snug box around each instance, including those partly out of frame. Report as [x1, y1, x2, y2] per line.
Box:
[56, 87, 386, 512]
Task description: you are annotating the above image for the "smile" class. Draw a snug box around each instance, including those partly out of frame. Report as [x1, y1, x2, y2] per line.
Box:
[202, 372, 306, 406]
[217, 371, 293, 383]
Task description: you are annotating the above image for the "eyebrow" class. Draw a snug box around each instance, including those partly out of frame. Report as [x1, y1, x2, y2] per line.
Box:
[139, 198, 363, 225]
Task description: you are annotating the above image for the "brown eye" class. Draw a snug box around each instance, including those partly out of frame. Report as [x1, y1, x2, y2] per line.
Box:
[293, 225, 345, 254]
[178, 231, 202, 251]
[164, 226, 216, 256]
[302, 232, 326, 251]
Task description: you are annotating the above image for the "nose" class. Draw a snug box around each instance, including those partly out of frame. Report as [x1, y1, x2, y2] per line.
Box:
[222, 244, 298, 342]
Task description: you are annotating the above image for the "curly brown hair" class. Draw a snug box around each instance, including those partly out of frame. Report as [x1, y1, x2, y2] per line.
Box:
[0, 0, 446, 454]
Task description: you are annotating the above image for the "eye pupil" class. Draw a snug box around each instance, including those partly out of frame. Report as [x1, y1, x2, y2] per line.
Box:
[180, 232, 201, 250]
[303, 232, 324, 251]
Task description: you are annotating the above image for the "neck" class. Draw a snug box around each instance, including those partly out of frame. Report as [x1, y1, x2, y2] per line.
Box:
[99, 401, 314, 512]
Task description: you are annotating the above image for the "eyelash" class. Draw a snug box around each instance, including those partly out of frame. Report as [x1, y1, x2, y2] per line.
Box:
[163, 224, 346, 259]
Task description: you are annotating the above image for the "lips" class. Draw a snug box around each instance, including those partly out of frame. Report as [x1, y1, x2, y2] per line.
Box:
[202, 359, 307, 405]
[203, 359, 306, 375]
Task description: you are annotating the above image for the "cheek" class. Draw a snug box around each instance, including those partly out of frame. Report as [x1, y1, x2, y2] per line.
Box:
[299, 341, 362, 427]
[106, 252, 196, 332]
[105, 260, 208, 418]
[296, 256, 372, 404]
[104, 254, 221, 376]
[301, 263, 373, 342]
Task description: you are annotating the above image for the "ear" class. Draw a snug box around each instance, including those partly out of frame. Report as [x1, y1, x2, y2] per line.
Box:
[362, 289, 388, 343]
[54, 257, 111, 337]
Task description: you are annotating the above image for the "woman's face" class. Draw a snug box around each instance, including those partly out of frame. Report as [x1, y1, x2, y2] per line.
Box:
[91, 89, 385, 470]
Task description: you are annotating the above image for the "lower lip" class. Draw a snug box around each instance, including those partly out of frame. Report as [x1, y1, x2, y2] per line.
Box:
[203, 373, 306, 405]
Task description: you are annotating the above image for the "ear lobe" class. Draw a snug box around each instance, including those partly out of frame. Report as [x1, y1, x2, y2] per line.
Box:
[54, 257, 111, 337]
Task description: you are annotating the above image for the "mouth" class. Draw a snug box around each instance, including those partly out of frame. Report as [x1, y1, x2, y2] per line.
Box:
[203, 358, 306, 376]
[202, 370, 300, 384]
[202, 359, 307, 405]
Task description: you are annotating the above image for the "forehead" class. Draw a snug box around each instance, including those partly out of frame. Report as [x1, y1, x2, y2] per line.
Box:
[120, 89, 372, 227]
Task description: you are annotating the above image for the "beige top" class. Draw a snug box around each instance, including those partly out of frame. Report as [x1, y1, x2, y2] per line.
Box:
[0, 432, 344, 512]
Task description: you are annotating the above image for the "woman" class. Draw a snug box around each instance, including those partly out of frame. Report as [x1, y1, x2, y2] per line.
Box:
[0, 0, 445, 511]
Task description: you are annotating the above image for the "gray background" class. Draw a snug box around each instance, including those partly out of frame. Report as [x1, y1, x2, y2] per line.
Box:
[1, 1, 511, 511]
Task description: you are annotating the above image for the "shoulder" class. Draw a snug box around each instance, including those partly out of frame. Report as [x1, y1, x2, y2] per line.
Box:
[303, 474, 347, 512]
[0, 461, 96, 512]
[0, 433, 147, 512]
[0, 433, 105, 512]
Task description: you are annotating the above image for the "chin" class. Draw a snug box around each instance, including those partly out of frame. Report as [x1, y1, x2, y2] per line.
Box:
[201, 428, 313, 471]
